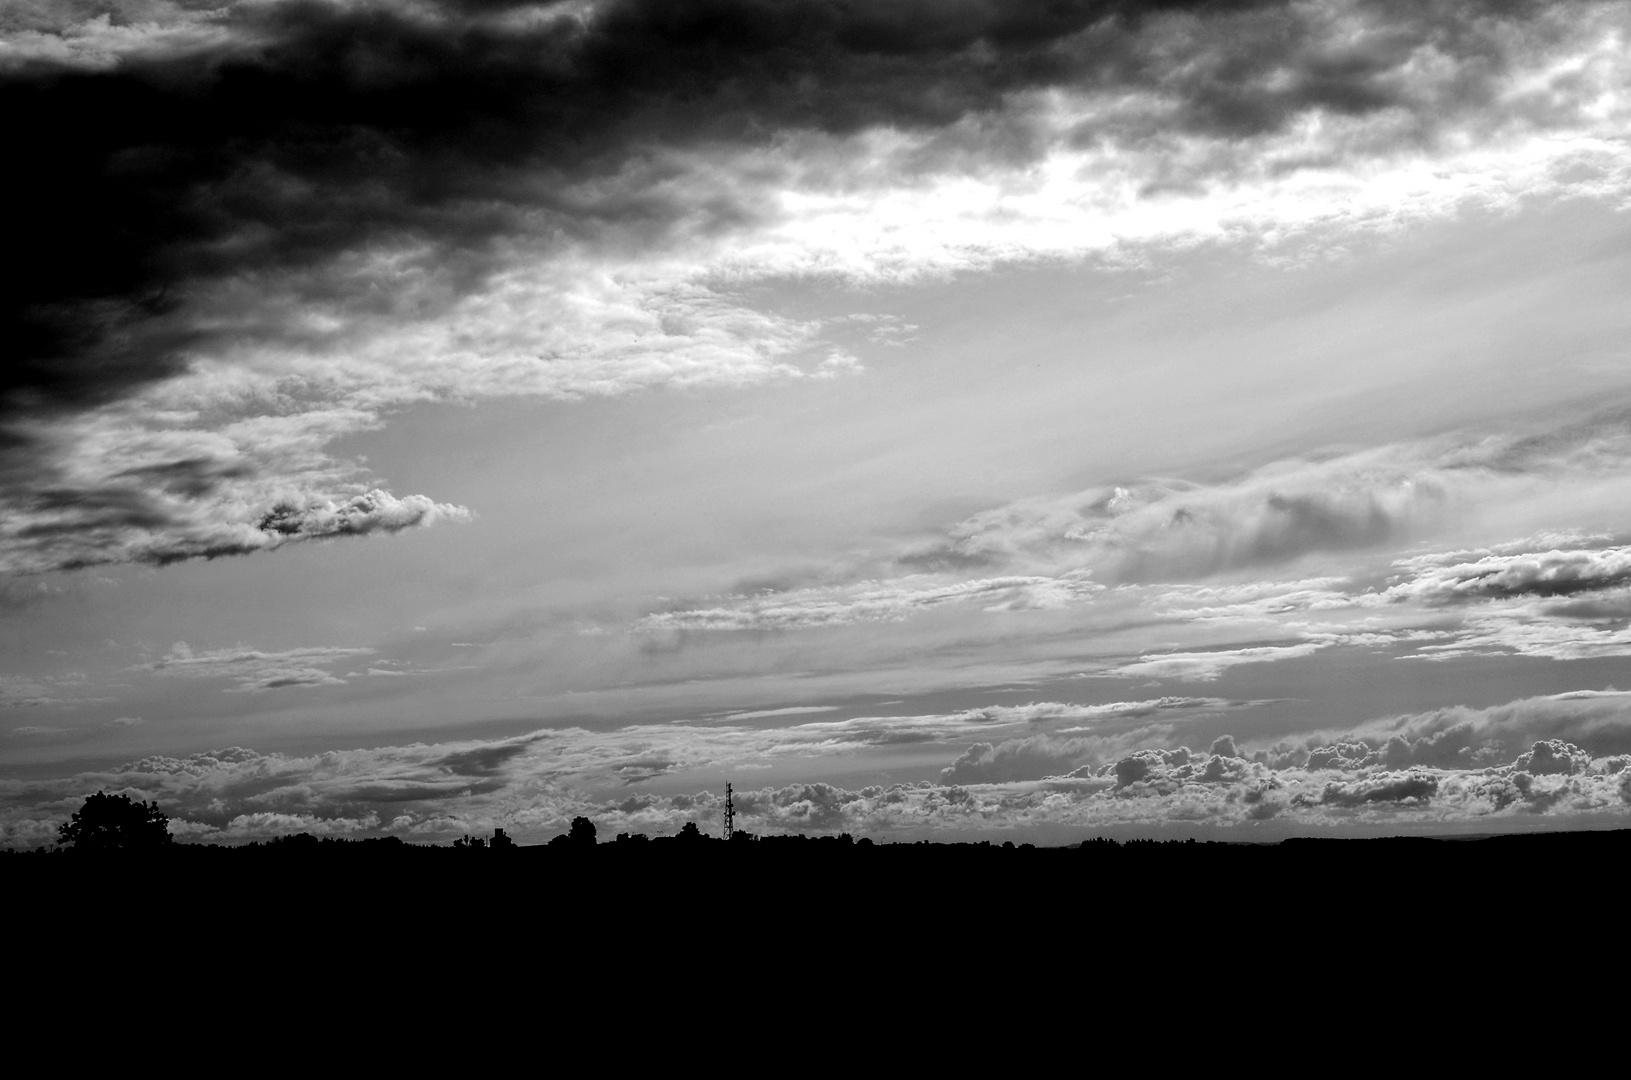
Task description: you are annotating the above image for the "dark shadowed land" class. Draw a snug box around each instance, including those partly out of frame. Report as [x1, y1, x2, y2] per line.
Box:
[12, 824, 1612, 999]
[14, 823, 1630, 890]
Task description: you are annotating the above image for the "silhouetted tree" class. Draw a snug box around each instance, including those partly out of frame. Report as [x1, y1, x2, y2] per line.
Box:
[58, 790, 172, 851]
[568, 816, 597, 846]
[676, 821, 703, 842]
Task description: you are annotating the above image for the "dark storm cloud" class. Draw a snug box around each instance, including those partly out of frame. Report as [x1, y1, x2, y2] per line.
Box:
[434, 738, 538, 777]
[2, 0, 1588, 427]
[0, 466, 469, 571]
[1317, 771, 1439, 806]
[611, 757, 680, 783]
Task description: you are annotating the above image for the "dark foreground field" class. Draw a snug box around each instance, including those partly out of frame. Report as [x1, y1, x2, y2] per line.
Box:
[10, 829, 1616, 1031]
[12, 827, 1620, 926]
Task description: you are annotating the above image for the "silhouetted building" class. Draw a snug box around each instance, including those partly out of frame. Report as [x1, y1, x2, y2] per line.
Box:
[491, 828, 515, 850]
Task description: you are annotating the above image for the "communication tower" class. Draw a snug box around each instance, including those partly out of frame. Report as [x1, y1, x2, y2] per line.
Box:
[723, 782, 734, 839]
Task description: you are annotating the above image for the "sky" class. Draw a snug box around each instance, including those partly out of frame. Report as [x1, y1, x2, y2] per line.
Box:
[5, 0, 1631, 847]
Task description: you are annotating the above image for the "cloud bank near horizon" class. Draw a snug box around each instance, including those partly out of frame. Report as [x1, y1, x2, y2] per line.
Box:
[7, 686, 1631, 847]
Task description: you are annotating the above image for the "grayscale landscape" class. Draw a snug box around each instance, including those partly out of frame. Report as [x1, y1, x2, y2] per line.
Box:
[6, 0, 1631, 851]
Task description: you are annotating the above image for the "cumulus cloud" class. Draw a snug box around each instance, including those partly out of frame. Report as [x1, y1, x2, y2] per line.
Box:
[1312, 689, 1631, 763]
[1317, 771, 1440, 808]
[8, 684, 1631, 846]
[211, 811, 382, 840]
[941, 736, 1100, 785]
[602, 739, 1630, 838]
[1511, 738, 1595, 776]
[5, 0, 1629, 572]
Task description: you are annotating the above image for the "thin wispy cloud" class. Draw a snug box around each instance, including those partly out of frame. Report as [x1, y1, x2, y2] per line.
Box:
[146, 641, 375, 692]
[718, 706, 842, 721]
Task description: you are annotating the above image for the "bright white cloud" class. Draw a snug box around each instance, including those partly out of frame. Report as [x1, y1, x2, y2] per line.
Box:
[1106, 642, 1331, 681]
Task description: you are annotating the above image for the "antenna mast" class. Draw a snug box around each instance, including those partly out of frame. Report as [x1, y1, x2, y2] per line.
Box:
[723, 782, 734, 840]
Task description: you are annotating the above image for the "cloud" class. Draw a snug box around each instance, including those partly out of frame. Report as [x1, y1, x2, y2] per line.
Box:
[899, 422, 1631, 587]
[0, 674, 62, 709]
[1317, 688, 1631, 762]
[916, 475, 1441, 584]
[433, 739, 540, 779]
[7, 685, 1631, 846]
[636, 571, 1102, 631]
[941, 735, 1102, 784]
[146, 640, 375, 692]
[1358, 537, 1631, 661]
[1409, 613, 1631, 662]
[5, 0, 1629, 573]
[605, 743, 1629, 837]
[719, 705, 841, 721]
[1106, 641, 1328, 680]
[212, 811, 382, 840]
[794, 696, 1245, 749]
[1317, 771, 1440, 808]
[0, 670, 117, 710]
[1388, 544, 1631, 604]
[1512, 738, 1595, 776]
[624, 419, 1631, 646]
[0, 473, 471, 574]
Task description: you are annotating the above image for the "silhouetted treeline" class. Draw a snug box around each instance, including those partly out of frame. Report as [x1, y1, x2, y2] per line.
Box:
[16, 821, 1631, 868]
[13, 822, 1615, 977]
